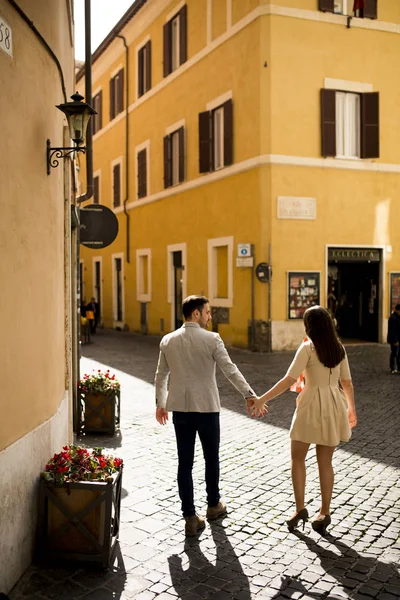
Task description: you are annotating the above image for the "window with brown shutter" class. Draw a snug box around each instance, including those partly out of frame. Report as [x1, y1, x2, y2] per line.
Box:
[164, 127, 185, 188]
[137, 149, 147, 198]
[199, 101, 234, 173]
[117, 69, 124, 114]
[318, 0, 334, 12]
[93, 175, 100, 204]
[145, 41, 152, 92]
[199, 111, 211, 173]
[92, 91, 102, 134]
[363, 0, 377, 19]
[178, 127, 185, 183]
[113, 164, 121, 208]
[110, 69, 124, 120]
[361, 92, 379, 158]
[163, 4, 187, 77]
[164, 135, 172, 188]
[223, 99, 233, 167]
[138, 41, 152, 98]
[320, 89, 336, 157]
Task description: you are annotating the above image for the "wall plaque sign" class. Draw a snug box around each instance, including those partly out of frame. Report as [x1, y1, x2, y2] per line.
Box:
[277, 196, 316, 220]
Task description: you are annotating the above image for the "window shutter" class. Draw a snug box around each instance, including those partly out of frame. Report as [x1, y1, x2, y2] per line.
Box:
[320, 89, 336, 157]
[164, 135, 172, 188]
[178, 127, 185, 183]
[93, 176, 99, 204]
[138, 48, 144, 98]
[110, 78, 115, 120]
[113, 164, 121, 207]
[318, 0, 334, 11]
[223, 99, 233, 167]
[163, 21, 172, 77]
[145, 40, 152, 92]
[137, 149, 147, 198]
[361, 92, 379, 159]
[98, 90, 103, 131]
[363, 0, 377, 19]
[199, 111, 211, 173]
[117, 69, 124, 113]
[179, 4, 187, 65]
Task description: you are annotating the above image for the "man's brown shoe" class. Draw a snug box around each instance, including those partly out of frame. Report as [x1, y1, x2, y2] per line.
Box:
[185, 513, 206, 536]
[206, 501, 227, 521]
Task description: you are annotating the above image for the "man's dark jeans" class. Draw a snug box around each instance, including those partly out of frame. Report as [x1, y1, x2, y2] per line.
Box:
[172, 411, 220, 517]
[390, 343, 400, 371]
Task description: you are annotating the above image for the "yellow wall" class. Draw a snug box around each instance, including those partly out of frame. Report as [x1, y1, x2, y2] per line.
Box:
[212, 0, 227, 40]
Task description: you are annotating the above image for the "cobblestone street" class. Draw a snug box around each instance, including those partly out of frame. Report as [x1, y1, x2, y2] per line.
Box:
[10, 330, 400, 600]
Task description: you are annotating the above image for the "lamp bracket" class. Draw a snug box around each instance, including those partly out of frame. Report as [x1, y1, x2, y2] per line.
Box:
[47, 139, 86, 175]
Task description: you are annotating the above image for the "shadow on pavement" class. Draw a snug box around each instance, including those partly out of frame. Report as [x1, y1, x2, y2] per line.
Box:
[168, 520, 250, 599]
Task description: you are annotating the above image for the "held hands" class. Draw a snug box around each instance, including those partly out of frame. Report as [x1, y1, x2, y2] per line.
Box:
[156, 407, 168, 425]
[246, 396, 268, 418]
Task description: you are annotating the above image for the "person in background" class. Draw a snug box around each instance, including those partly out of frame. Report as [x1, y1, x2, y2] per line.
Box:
[387, 304, 400, 373]
[86, 297, 99, 334]
[154, 295, 258, 537]
[251, 306, 357, 536]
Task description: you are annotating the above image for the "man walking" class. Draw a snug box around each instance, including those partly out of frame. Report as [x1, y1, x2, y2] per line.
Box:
[387, 303, 400, 373]
[154, 295, 258, 536]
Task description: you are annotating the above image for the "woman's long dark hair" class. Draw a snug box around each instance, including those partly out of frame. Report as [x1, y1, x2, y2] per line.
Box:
[303, 306, 345, 368]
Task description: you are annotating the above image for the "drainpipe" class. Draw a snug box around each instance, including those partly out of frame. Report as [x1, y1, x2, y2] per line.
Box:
[116, 34, 130, 264]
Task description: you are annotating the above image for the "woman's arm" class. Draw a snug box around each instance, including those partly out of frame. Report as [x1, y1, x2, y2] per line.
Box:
[251, 375, 296, 416]
[340, 377, 357, 428]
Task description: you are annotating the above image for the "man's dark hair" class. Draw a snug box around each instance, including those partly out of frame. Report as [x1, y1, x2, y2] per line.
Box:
[182, 295, 209, 319]
[395, 304, 400, 311]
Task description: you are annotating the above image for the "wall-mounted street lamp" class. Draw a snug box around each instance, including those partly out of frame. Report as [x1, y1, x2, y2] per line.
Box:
[47, 92, 97, 175]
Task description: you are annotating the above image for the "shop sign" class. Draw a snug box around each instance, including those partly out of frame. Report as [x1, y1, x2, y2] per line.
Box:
[328, 248, 380, 262]
[80, 204, 119, 249]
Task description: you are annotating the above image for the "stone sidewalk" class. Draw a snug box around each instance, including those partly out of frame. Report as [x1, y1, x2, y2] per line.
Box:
[9, 330, 400, 600]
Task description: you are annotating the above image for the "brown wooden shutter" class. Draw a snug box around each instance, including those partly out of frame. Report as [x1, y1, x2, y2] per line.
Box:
[93, 175, 99, 204]
[117, 69, 124, 113]
[363, 0, 377, 19]
[199, 111, 211, 173]
[137, 149, 147, 198]
[178, 127, 185, 183]
[179, 4, 187, 65]
[138, 48, 144, 97]
[97, 90, 102, 130]
[113, 164, 121, 207]
[163, 21, 172, 77]
[110, 78, 115, 120]
[164, 135, 171, 188]
[361, 92, 379, 159]
[223, 99, 233, 167]
[320, 89, 336, 157]
[319, 0, 334, 12]
[145, 40, 152, 92]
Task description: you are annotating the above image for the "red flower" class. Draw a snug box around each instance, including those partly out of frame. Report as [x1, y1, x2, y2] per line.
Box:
[57, 466, 69, 473]
[114, 458, 123, 468]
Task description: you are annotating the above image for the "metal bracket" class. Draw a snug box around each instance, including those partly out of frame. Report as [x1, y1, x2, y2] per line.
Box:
[47, 139, 86, 175]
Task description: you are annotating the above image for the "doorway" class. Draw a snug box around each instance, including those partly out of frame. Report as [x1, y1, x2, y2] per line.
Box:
[173, 251, 183, 329]
[328, 248, 381, 342]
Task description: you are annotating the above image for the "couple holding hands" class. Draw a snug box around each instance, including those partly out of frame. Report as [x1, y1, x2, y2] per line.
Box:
[155, 295, 357, 537]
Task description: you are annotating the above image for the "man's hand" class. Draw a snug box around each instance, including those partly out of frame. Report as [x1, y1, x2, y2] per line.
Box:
[250, 396, 268, 418]
[245, 397, 255, 414]
[156, 407, 168, 425]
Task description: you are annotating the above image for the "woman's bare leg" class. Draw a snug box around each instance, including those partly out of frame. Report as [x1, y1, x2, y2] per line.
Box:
[316, 444, 335, 517]
[291, 440, 310, 513]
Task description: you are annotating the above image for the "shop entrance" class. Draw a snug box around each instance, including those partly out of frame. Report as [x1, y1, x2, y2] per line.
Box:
[328, 248, 381, 342]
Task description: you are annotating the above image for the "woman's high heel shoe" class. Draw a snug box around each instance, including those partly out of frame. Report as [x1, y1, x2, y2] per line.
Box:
[311, 514, 331, 535]
[286, 508, 308, 532]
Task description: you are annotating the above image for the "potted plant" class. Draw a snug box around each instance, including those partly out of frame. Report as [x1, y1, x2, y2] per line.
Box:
[78, 369, 121, 434]
[37, 445, 123, 569]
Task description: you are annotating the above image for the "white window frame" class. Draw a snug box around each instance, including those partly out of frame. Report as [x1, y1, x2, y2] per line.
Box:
[110, 65, 124, 119]
[112, 252, 125, 325]
[136, 34, 151, 100]
[92, 256, 103, 322]
[208, 236, 234, 308]
[167, 242, 187, 331]
[213, 106, 224, 171]
[111, 157, 123, 209]
[136, 248, 152, 302]
[166, 119, 186, 187]
[333, 0, 347, 15]
[335, 91, 360, 159]
[93, 169, 101, 204]
[135, 140, 150, 199]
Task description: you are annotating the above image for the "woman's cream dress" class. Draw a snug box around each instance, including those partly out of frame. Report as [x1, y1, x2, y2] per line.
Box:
[287, 340, 352, 447]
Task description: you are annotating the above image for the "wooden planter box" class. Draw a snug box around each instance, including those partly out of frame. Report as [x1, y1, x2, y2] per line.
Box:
[79, 390, 120, 435]
[36, 471, 122, 569]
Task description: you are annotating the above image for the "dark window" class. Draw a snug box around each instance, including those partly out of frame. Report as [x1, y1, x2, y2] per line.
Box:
[320, 89, 379, 159]
[163, 4, 187, 77]
[92, 91, 102, 134]
[318, 0, 377, 19]
[198, 99, 233, 173]
[137, 149, 147, 198]
[115, 258, 123, 322]
[138, 41, 152, 97]
[113, 163, 121, 207]
[164, 127, 185, 188]
[93, 175, 100, 204]
[110, 69, 124, 120]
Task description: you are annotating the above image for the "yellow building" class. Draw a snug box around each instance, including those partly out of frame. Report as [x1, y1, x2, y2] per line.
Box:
[77, 0, 400, 351]
[0, 0, 76, 592]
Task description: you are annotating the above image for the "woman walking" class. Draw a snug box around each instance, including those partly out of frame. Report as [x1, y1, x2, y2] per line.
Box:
[251, 306, 357, 534]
